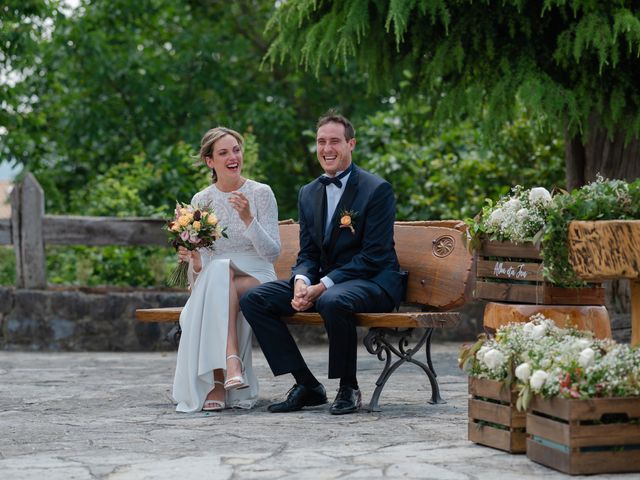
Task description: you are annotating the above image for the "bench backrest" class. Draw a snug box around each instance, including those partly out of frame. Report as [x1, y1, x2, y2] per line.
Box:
[274, 221, 473, 311]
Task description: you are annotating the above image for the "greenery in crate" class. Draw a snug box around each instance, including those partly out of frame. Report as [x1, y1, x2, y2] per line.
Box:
[460, 316, 640, 411]
[542, 176, 640, 287]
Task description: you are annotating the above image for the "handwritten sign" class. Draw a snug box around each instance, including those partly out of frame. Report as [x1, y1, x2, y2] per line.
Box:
[493, 262, 529, 280]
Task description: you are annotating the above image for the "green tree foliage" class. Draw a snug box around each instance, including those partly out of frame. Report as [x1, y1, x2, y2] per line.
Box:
[356, 91, 565, 220]
[266, 0, 640, 183]
[0, 0, 570, 286]
[2, 0, 380, 219]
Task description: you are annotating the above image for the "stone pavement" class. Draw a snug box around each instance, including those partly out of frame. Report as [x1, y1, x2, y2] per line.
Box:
[0, 343, 636, 480]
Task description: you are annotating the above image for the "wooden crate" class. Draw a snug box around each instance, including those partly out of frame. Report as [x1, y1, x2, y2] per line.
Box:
[527, 396, 640, 475]
[474, 239, 604, 305]
[468, 377, 526, 453]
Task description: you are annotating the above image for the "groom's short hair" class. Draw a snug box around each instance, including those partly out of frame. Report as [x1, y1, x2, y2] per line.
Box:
[316, 110, 355, 141]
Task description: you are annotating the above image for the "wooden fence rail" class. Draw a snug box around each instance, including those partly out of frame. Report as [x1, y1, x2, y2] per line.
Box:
[0, 173, 168, 289]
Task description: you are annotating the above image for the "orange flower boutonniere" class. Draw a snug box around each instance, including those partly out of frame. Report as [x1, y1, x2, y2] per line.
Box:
[338, 209, 359, 234]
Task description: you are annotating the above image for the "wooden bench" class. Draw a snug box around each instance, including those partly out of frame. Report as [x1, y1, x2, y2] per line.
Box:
[136, 220, 473, 411]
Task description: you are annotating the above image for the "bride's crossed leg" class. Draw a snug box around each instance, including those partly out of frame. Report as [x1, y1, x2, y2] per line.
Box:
[205, 269, 260, 406]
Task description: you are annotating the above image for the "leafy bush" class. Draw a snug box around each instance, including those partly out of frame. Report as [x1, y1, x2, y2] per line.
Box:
[46, 245, 173, 287]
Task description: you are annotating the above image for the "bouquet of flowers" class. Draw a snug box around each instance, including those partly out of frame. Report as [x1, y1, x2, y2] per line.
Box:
[461, 313, 640, 410]
[467, 185, 554, 245]
[513, 333, 639, 409]
[165, 202, 227, 287]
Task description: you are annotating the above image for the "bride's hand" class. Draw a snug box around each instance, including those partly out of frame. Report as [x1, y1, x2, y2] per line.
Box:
[177, 247, 202, 273]
[229, 191, 253, 227]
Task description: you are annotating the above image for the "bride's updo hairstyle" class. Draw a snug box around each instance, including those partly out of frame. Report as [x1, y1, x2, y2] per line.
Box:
[198, 126, 244, 183]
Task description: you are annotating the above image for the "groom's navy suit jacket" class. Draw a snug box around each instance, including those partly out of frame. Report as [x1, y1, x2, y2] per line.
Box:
[291, 164, 404, 308]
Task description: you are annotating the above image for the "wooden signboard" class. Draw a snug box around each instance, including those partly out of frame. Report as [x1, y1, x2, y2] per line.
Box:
[474, 239, 604, 305]
[568, 220, 640, 345]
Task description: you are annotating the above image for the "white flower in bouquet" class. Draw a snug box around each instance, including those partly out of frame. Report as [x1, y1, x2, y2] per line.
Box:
[578, 347, 596, 368]
[476, 345, 490, 362]
[504, 198, 522, 211]
[516, 208, 529, 220]
[531, 323, 548, 339]
[482, 349, 506, 370]
[487, 208, 504, 227]
[515, 362, 531, 382]
[530, 370, 549, 391]
[528, 187, 552, 205]
[522, 321, 535, 336]
[572, 338, 592, 351]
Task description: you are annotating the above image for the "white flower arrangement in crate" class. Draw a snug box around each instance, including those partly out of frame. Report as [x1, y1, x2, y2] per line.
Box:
[469, 185, 553, 245]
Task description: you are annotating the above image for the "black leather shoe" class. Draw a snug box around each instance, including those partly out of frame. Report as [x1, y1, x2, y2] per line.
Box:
[268, 383, 328, 413]
[329, 386, 362, 415]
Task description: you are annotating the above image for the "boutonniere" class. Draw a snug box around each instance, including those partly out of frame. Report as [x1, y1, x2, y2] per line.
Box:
[338, 209, 358, 234]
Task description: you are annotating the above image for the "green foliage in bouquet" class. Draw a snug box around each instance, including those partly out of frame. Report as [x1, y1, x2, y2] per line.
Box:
[542, 176, 640, 286]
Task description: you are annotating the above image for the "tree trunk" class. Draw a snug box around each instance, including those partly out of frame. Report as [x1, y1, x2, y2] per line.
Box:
[565, 116, 640, 191]
[564, 116, 640, 342]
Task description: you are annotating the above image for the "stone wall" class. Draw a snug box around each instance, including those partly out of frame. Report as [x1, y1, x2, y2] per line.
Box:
[0, 287, 188, 351]
[0, 286, 486, 351]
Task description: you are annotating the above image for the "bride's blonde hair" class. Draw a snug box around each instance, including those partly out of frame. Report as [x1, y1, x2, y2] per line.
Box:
[198, 127, 244, 183]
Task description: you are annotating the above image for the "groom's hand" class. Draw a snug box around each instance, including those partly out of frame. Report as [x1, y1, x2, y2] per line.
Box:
[304, 283, 326, 304]
[291, 279, 313, 312]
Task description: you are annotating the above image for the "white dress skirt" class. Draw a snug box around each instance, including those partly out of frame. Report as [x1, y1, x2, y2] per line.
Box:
[172, 253, 276, 412]
[171, 179, 281, 413]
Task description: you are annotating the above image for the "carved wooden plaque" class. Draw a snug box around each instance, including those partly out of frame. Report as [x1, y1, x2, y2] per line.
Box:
[568, 220, 640, 280]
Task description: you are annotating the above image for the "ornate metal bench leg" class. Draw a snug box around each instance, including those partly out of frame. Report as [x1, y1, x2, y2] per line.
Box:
[363, 327, 444, 412]
[425, 327, 436, 377]
[164, 322, 181, 348]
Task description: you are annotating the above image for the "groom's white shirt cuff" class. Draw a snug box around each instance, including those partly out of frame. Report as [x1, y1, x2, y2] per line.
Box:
[295, 274, 334, 289]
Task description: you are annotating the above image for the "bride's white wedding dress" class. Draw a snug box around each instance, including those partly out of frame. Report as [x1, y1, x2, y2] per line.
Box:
[172, 179, 280, 412]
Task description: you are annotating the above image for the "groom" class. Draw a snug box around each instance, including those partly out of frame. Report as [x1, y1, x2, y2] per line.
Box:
[240, 111, 404, 415]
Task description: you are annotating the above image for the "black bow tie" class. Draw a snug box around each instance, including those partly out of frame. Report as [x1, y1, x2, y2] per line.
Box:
[318, 166, 352, 189]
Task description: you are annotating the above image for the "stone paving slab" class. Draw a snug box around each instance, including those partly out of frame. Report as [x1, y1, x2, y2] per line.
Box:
[0, 343, 636, 479]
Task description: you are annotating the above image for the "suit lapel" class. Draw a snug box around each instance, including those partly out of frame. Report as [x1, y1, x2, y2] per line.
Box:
[323, 165, 359, 250]
[311, 181, 325, 244]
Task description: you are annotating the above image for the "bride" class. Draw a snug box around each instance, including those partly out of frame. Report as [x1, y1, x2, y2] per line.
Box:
[172, 126, 280, 412]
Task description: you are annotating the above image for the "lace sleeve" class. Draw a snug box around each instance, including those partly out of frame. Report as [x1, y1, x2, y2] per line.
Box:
[243, 184, 281, 263]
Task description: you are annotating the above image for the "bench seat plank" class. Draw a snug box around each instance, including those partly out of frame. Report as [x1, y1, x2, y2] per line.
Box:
[136, 307, 459, 329]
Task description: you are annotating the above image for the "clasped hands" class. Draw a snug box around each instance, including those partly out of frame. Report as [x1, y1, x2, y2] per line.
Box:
[291, 279, 326, 312]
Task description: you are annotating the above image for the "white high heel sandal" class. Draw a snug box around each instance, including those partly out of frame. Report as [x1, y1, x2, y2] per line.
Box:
[224, 354, 249, 391]
[202, 380, 226, 411]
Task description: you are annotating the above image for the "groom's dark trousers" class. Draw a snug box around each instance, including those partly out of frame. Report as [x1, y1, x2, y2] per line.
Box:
[240, 278, 394, 379]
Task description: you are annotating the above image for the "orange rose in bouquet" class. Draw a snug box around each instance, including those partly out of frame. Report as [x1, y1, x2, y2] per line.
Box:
[165, 202, 227, 287]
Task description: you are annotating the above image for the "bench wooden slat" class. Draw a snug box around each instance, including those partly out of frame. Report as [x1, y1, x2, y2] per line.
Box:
[283, 311, 459, 328]
[136, 307, 459, 329]
[136, 307, 182, 322]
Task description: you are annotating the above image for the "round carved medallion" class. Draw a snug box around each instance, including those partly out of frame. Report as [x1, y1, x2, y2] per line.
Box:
[432, 235, 455, 258]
